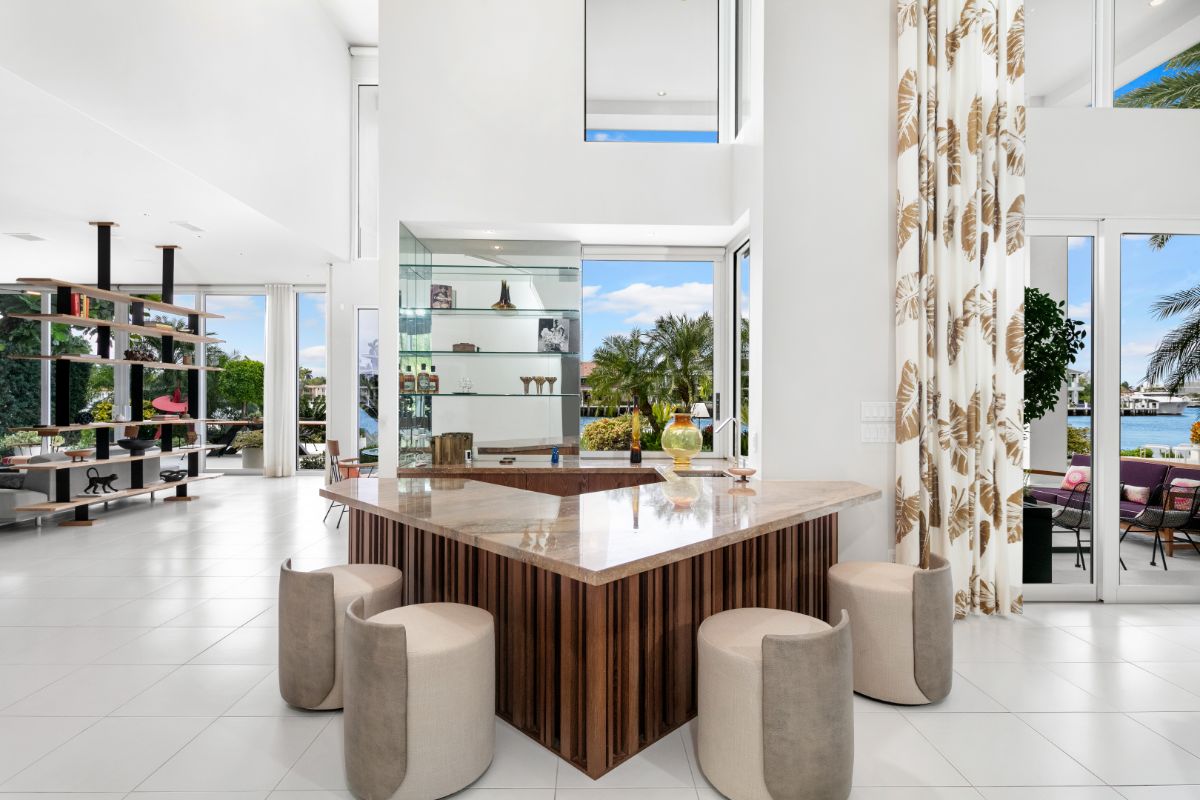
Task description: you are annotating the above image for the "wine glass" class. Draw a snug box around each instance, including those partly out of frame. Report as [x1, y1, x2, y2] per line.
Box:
[520, 376, 534, 395]
[546, 377, 558, 394]
[533, 376, 546, 395]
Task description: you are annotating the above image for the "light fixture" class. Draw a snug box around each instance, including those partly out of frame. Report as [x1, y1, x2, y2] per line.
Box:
[1149, 0, 1167, 6]
[657, 90, 668, 97]
[493, 245, 502, 250]
[3, 232, 45, 241]
[484, 229, 496, 234]
[170, 220, 205, 233]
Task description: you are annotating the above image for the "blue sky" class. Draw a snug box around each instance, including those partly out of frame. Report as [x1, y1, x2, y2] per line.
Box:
[199, 293, 326, 378]
[580, 260, 713, 359]
[585, 129, 718, 143]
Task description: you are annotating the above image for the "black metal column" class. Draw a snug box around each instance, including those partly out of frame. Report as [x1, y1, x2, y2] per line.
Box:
[55, 470, 70, 503]
[96, 427, 109, 460]
[94, 222, 113, 358]
[54, 360, 71, 426]
[130, 300, 144, 426]
[158, 246, 176, 304]
[131, 461, 144, 489]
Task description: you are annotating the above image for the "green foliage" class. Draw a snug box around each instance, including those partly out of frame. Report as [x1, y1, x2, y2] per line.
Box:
[581, 415, 633, 451]
[232, 429, 264, 450]
[1115, 43, 1200, 109]
[1121, 447, 1154, 458]
[1078, 376, 1092, 406]
[1066, 426, 1091, 457]
[1142, 280, 1200, 392]
[299, 453, 326, 470]
[644, 313, 713, 408]
[216, 359, 264, 417]
[1025, 287, 1087, 423]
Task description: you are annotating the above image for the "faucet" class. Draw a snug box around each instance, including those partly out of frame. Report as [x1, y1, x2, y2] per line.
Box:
[710, 417, 739, 438]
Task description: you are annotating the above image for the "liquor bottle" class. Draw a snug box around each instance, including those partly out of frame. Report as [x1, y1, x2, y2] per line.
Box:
[416, 363, 431, 393]
[401, 366, 417, 393]
[630, 397, 642, 464]
[428, 365, 440, 393]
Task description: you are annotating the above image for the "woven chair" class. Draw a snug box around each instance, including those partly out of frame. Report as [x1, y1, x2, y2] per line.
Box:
[1121, 483, 1200, 570]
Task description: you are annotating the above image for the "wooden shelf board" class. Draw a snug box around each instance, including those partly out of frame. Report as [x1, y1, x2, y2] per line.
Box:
[9, 354, 221, 372]
[9, 313, 223, 344]
[8, 418, 236, 434]
[12, 446, 223, 471]
[13, 473, 220, 513]
[17, 278, 222, 318]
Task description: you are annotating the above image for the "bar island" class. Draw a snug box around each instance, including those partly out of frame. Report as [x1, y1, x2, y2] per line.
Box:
[320, 469, 879, 778]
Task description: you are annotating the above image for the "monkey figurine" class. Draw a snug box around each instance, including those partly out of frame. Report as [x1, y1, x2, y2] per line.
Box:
[84, 467, 119, 495]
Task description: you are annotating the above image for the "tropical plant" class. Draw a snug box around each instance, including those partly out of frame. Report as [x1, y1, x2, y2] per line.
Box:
[216, 358, 264, 417]
[1115, 42, 1200, 109]
[1142, 282, 1200, 392]
[645, 313, 713, 408]
[1066, 425, 1091, 457]
[299, 452, 326, 470]
[586, 329, 660, 428]
[231, 429, 264, 450]
[581, 415, 633, 451]
[1024, 287, 1087, 422]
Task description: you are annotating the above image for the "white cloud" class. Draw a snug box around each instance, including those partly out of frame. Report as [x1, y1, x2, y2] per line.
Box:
[299, 344, 326, 363]
[1066, 302, 1090, 320]
[205, 294, 263, 321]
[586, 281, 713, 326]
[1121, 340, 1159, 359]
[581, 285, 600, 299]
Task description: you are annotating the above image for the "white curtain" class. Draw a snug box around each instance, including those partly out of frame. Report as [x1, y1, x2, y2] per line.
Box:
[895, 0, 1026, 616]
[264, 284, 297, 478]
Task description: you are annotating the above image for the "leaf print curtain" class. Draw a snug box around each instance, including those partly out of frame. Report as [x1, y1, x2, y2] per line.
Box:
[895, 0, 1025, 618]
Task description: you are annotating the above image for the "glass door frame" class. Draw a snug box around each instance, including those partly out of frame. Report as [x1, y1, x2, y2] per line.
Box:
[1105, 217, 1200, 604]
[1026, 218, 1103, 602]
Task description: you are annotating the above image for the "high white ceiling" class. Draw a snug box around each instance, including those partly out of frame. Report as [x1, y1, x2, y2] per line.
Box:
[0, 67, 335, 285]
[318, 0, 378, 46]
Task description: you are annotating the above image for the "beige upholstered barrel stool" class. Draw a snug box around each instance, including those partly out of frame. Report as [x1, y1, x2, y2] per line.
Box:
[827, 553, 954, 705]
[697, 607, 854, 800]
[277, 559, 404, 710]
[343, 597, 495, 800]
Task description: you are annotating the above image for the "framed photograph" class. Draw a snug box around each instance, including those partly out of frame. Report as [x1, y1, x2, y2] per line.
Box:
[538, 318, 571, 353]
[430, 284, 454, 309]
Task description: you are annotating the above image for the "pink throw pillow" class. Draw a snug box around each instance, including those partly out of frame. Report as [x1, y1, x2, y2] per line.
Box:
[1124, 485, 1151, 505]
[1061, 466, 1091, 491]
[1170, 478, 1200, 511]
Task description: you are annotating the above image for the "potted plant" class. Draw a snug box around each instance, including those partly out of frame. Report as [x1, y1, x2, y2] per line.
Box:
[232, 429, 265, 469]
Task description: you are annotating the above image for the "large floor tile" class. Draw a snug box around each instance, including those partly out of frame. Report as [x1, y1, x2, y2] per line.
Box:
[1047, 662, 1200, 712]
[1060, 627, 1200, 663]
[559, 790, 700, 800]
[0, 664, 77, 710]
[82, 597, 203, 627]
[0, 626, 150, 664]
[96, 627, 234, 664]
[1, 664, 174, 716]
[0, 597, 133, 627]
[130, 794, 267, 800]
[846, 791, 983, 800]
[1021, 712, 1200, 785]
[1129, 712, 1200, 759]
[906, 713, 1101, 786]
[466, 720, 559, 789]
[901, 673, 1006, 713]
[115, 664, 273, 716]
[188, 626, 277, 665]
[162, 598, 275, 627]
[139, 715, 328, 791]
[0, 716, 97, 784]
[1115, 787, 1200, 799]
[978, 788, 1123, 799]
[850, 713, 967, 787]
[954, 662, 1116, 712]
[0, 716, 211, 792]
[276, 714, 346, 791]
[224, 670, 309, 717]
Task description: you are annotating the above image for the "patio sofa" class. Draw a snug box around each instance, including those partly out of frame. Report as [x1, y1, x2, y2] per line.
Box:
[1028, 454, 1200, 556]
[0, 452, 161, 525]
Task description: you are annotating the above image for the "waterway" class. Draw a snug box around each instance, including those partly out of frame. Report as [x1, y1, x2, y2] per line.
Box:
[1068, 410, 1200, 451]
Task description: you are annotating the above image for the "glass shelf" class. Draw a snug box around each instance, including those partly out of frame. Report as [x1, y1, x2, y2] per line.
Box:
[399, 264, 579, 281]
[399, 393, 580, 398]
[399, 307, 580, 318]
[398, 350, 579, 357]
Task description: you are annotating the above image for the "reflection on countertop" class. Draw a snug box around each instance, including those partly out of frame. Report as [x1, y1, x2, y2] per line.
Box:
[321, 475, 880, 585]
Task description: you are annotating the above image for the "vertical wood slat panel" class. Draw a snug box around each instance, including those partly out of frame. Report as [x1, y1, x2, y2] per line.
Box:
[346, 509, 838, 779]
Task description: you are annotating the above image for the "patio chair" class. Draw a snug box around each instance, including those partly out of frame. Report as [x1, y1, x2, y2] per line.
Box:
[322, 439, 349, 528]
[1051, 481, 1092, 572]
[1120, 483, 1200, 571]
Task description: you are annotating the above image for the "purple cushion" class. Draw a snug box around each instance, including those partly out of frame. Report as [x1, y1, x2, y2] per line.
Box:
[1120, 500, 1146, 520]
[1028, 487, 1067, 506]
[1119, 460, 1168, 490]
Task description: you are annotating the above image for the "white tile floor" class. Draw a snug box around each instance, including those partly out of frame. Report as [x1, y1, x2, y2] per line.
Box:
[0, 476, 1198, 799]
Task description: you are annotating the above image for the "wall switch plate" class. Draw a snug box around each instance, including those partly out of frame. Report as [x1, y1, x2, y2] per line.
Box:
[861, 422, 894, 443]
[860, 401, 895, 422]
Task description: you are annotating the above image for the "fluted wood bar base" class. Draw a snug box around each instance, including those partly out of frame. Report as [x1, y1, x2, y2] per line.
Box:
[347, 507, 839, 778]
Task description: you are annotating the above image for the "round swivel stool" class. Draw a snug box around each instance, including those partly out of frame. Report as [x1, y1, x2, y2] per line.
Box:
[343, 598, 495, 800]
[697, 607, 853, 800]
[277, 559, 403, 710]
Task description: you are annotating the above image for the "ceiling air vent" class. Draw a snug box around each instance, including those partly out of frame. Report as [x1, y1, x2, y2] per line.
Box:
[3, 233, 45, 241]
[169, 220, 205, 233]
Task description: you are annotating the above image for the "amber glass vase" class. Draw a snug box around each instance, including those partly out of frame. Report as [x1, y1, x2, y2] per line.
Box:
[661, 412, 703, 469]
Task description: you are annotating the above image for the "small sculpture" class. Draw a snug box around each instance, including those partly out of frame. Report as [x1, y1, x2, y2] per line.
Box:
[533, 376, 546, 395]
[84, 467, 119, 495]
[520, 376, 534, 395]
[124, 344, 156, 362]
[160, 469, 187, 482]
[546, 377, 557, 394]
[74, 410, 94, 425]
[491, 280, 516, 310]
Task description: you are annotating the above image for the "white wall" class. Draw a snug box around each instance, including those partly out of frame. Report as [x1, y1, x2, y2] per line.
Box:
[327, 261, 379, 460]
[1027, 109, 1200, 219]
[747, 0, 895, 561]
[378, 0, 731, 231]
[0, 0, 351, 260]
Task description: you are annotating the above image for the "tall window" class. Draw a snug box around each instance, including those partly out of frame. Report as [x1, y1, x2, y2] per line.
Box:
[1026, 0, 1094, 107]
[1114, 0, 1200, 108]
[297, 292, 327, 470]
[580, 259, 714, 453]
[735, 0, 751, 134]
[735, 243, 750, 456]
[357, 308, 380, 459]
[584, 0, 719, 143]
[357, 85, 380, 258]
[205, 293, 266, 472]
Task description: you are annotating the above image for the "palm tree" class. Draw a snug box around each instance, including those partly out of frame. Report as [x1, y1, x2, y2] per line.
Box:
[1144, 285, 1200, 392]
[1115, 43, 1200, 109]
[645, 312, 714, 408]
[587, 329, 661, 428]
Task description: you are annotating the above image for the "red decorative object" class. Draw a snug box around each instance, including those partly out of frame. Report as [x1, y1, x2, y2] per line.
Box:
[152, 387, 188, 414]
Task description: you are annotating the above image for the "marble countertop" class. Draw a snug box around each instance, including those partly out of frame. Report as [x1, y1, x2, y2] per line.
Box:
[321, 474, 880, 585]
[396, 457, 707, 475]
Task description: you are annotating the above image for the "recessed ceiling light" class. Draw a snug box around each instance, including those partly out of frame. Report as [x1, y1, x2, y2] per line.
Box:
[170, 220, 205, 233]
[485, 229, 496, 234]
[1150, 0, 1167, 6]
[3, 232, 44, 241]
[493, 245, 502, 250]
[657, 90, 668, 97]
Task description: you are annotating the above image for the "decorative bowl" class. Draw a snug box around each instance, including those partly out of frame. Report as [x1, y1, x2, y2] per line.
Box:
[117, 438, 157, 453]
[727, 467, 757, 483]
[159, 469, 187, 482]
[64, 448, 95, 462]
